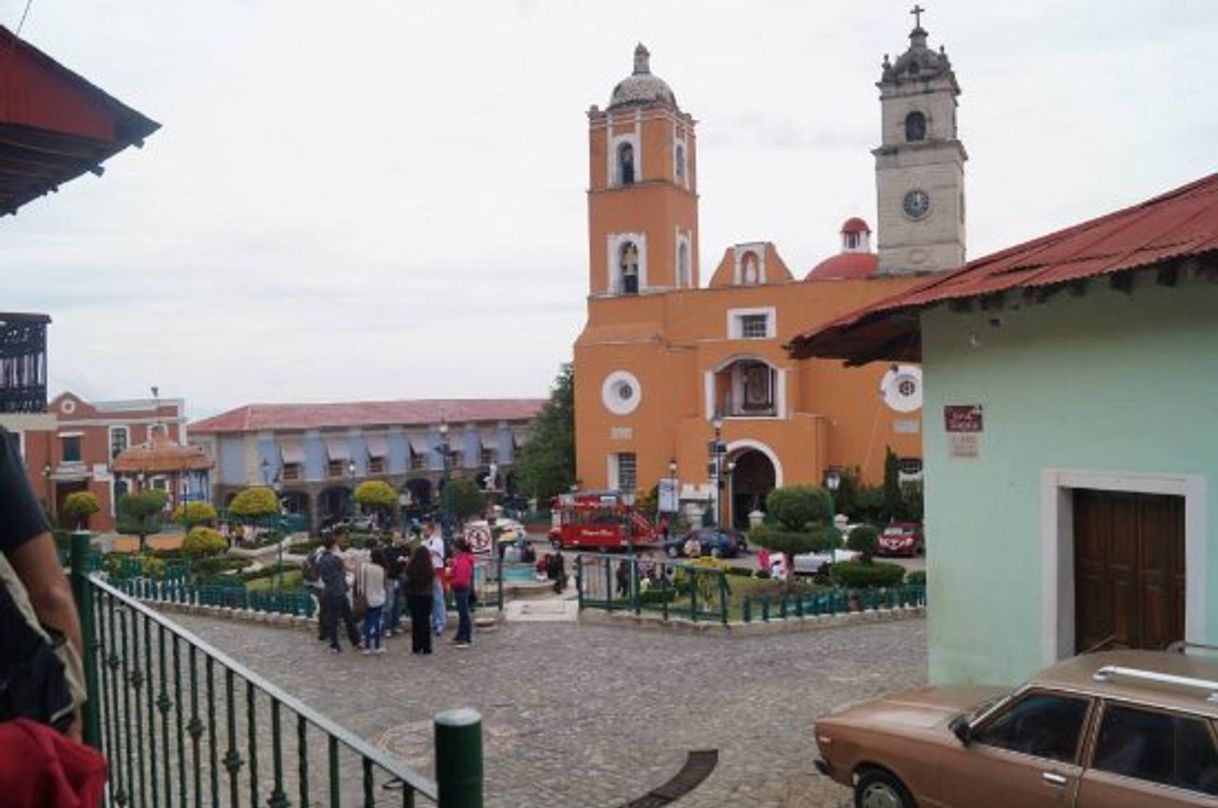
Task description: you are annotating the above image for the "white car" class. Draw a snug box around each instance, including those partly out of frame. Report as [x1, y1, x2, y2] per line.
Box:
[792, 546, 859, 575]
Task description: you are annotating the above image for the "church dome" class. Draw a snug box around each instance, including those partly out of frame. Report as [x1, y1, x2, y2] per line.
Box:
[609, 44, 678, 110]
[805, 252, 879, 281]
[841, 217, 871, 235]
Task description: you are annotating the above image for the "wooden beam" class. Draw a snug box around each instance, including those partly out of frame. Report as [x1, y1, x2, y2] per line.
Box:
[1109, 272, 1134, 295]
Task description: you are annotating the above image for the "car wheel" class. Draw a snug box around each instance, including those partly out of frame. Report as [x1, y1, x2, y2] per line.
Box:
[855, 769, 914, 808]
[667, 545, 679, 559]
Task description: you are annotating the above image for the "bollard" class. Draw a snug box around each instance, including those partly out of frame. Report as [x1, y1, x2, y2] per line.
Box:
[435, 708, 483, 808]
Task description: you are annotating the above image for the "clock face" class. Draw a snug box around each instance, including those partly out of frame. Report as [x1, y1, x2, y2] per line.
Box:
[903, 189, 930, 219]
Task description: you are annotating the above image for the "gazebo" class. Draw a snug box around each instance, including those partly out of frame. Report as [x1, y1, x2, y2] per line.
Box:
[112, 431, 214, 509]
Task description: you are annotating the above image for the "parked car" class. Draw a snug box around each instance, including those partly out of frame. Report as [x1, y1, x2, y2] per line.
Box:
[664, 527, 744, 559]
[792, 545, 858, 575]
[814, 645, 1218, 807]
[875, 521, 924, 557]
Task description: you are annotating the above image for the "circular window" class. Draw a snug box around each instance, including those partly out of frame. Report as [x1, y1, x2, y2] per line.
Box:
[601, 371, 642, 416]
[60, 399, 76, 414]
[880, 365, 923, 413]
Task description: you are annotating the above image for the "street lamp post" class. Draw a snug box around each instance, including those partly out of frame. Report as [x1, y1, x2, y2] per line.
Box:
[437, 420, 452, 541]
[725, 459, 736, 530]
[665, 458, 677, 537]
[347, 459, 357, 521]
[707, 412, 726, 527]
[825, 468, 842, 531]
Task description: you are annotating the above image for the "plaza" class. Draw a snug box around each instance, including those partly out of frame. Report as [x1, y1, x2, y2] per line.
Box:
[170, 609, 926, 807]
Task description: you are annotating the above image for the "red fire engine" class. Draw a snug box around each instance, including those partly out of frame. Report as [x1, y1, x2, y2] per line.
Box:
[548, 491, 658, 551]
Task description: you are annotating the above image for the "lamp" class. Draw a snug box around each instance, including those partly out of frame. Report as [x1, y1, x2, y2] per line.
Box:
[437, 420, 452, 540]
[825, 468, 842, 523]
[668, 458, 677, 476]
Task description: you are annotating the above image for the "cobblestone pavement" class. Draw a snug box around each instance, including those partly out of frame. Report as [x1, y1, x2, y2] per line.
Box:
[169, 611, 926, 807]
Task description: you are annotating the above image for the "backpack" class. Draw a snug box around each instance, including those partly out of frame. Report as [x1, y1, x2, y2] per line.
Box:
[302, 548, 324, 585]
[0, 576, 74, 731]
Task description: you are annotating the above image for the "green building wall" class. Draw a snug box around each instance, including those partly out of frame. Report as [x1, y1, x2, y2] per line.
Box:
[922, 280, 1218, 685]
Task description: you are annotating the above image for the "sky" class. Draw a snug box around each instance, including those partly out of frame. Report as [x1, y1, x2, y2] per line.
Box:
[4, 1, 1216, 420]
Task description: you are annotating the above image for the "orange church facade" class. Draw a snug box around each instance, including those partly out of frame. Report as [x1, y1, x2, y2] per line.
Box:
[574, 32, 957, 527]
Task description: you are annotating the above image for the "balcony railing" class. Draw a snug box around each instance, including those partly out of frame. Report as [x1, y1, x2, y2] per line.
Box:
[66, 534, 483, 807]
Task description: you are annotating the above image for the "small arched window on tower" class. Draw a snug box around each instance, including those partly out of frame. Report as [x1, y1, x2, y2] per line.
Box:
[677, 241, 690, 288]
[617, 142, 635, 185]
[844, 232, 860, 250]
[675, 143, 686, 185]
[905, 110, 927, 142]
[619, 241, 640, 294]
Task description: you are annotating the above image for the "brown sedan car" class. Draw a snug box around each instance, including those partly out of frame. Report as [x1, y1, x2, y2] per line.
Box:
[814, 648, 1218, 807]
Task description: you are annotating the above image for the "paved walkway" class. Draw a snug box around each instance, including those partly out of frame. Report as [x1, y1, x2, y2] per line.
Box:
[169, 610, 926, 807]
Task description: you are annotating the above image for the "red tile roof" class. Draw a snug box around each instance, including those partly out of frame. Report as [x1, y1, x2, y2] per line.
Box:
[840, 217, 871, 234]
[190, 399, 546, 433]
[804, 251, 878, 281]
[788, 172, 1218, 363]
[112, 436, 214, 473]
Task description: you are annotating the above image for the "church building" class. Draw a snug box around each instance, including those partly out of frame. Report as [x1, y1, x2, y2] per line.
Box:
[573, 13, 965, 526]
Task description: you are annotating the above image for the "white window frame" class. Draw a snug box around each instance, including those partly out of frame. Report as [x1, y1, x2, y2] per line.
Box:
[608, 452, 637, 493]
[1039, 468, 1207, 667]
[609, 130, 642, 188]
[733, 244, 767, 285]
[726, 307, 777, 340]
[59, 432, 84, 463]
[109, 425, 130, 463]
[607, 232, 648, 295]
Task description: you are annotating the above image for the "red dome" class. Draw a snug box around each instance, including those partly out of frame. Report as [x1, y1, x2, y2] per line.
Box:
[804, 251, 879, 281]
[840, 217, 871, 235]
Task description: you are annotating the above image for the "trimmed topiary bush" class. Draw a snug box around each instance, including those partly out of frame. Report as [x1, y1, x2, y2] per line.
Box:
[905, 569, 926, 587]
[847, 524, 880, 563]
[766, 485, 832, 531]
[63, 491, 101, 530]
[829, 560, 905, 589]
[173, 501, 218, 529]
[183, 526, 227, 557]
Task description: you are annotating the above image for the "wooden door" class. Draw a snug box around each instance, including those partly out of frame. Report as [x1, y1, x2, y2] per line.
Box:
[1074, 490, 1184, 652]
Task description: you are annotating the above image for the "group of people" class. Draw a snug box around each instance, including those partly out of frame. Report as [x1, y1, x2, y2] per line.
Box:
[306, 523, 476, 656]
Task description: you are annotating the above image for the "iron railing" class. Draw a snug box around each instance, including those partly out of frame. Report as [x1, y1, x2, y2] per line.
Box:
[575, 552, 926, 625]
[67, 533, 482, 807]
[576, 554, 731, 624]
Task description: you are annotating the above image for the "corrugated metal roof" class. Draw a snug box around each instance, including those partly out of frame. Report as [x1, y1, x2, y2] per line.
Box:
[190, 399, 546, 434]
[788, 172, 1218, 363]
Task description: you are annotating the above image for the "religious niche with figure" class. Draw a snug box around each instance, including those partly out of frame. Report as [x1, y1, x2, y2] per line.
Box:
[617, 142, 635, 185]
[740, 361, 773, 412]
[619, 241, 640, 294]
[741, 251, 760, 285]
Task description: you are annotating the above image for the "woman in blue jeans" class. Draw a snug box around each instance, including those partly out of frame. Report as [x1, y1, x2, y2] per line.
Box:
[360, 550, 387, 654]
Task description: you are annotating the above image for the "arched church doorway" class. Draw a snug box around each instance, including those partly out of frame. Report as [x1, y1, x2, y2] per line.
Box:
[729, 449, 776, 530]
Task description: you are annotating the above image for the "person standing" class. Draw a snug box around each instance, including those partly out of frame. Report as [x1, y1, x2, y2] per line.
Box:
[449, 537, 475, 647]
[360, 549, 387, 655]
[318, 535, 361, 653]
[424, 523, 447, 636]
[382, 539, 406, 637]
[403, 545, 435, 654]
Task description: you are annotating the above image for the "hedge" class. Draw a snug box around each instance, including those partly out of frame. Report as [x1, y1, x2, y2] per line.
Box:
[905, 569, 926, 587]
[829, 560, 905, 589]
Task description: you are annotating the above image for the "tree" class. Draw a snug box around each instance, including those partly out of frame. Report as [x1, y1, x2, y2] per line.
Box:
[173, 501, 218, 530]
[62, 491, 101, 530]
[883, 446, 902, 521]
[117, 489, 169, 553]
[354, 480, 397, 526]
[515, 363, 575, 504]
[443, 477, 486, 522]
[748, 485, 839, 568]
[183, 526, 227, 557]
[847, 524, 880, 564]
[228, 487, 281, 524]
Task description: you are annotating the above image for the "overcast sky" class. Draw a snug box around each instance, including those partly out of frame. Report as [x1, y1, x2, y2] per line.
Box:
[4, 1, 1216, 420]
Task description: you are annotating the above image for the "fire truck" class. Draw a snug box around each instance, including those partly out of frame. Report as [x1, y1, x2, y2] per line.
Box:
[548, 491, 658, 551]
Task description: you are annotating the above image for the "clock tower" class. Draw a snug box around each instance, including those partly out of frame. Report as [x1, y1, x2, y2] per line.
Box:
[874, 7, 966, 275]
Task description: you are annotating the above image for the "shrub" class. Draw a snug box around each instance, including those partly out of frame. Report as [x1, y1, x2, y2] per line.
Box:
[847, 524, 880, 563]
[62, 491, 101, 530]
[173, 501, 218, 529]
[905, 569, 926, 587]
[639, 588, 677, 605]
[829, 560, 905, 589]
[748, 525, 840, 558]
[117, 490, 169, 552]
[766, 485, 832, 531]
[229, 487, 281, 522]
[724, 565, 754, 577]
[183, 527, 227, 557]
[354, 480, 397, 514]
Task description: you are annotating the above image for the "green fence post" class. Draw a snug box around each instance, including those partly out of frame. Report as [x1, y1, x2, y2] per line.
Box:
[719, 573, 728, 625]
[69, 530, 102, 749]
[497, 550, 504, 613]
[742, 596, 751, 624]
[435, 708, 483, 808]
[576, 556, 584, 611]
[689, 565, 698, 623]
[660, 564, 669, 621]
[604, 558, 613, 610]
[632, 556, 641, 616]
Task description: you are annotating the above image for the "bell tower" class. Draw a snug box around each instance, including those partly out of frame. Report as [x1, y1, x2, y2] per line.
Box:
[587, 44, 700, 296]
[874, 7, 966, 275]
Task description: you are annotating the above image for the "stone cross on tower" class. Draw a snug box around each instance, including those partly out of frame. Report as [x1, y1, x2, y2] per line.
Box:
[910, 4, 925, 28]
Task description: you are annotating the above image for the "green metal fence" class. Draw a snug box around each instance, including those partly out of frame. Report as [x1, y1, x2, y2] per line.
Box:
[741, 583, 926, 623]
[68, 533, 483, 807]
[575, 554, 731, 625]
